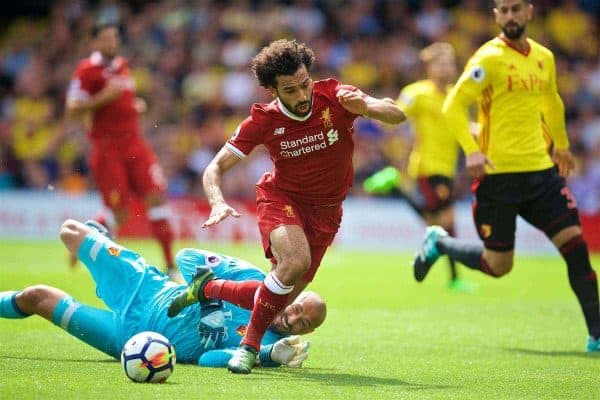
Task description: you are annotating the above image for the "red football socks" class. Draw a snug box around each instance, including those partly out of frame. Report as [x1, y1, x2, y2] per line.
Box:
[241, 282, 290, 351]
[203, 279, 261, 310]
[235, 272, 294, 351]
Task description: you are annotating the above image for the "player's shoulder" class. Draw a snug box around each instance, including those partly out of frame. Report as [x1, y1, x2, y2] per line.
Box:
[313, 78, 347, 98]
[397, 80, 430, 107]
[528, 38, 554, 59]
[314, 78, 342, 90]
[75, 59, 96, 73]
[248, 101, 279, 126]
[75, 53, 103, 75]
[471, 37, 506, 62]
[402, 80, 433, 95]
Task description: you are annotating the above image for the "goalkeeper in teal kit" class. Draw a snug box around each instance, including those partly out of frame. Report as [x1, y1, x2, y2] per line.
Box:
[0, 219, 323, 367]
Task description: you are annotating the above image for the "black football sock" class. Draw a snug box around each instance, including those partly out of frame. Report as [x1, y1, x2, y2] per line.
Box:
[560, 235, 600, 338]
[445, 228, 458, 280]
[448, 256, 458, 281]
[436, 236, 500, 277]
[389, 188, 424, 217]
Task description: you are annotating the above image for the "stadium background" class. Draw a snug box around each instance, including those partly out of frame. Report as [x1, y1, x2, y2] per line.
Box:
[0, 0, 599, 250]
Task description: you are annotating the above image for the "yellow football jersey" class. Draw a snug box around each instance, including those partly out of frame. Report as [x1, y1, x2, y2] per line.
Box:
[443, 36, 568, 174]
[397, 80, 459, 179]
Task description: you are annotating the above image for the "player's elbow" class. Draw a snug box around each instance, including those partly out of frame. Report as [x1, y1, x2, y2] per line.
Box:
[202, 160, 220, 179]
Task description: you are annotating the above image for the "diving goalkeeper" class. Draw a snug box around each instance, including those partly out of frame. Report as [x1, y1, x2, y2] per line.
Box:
[0, 219, 324, 367]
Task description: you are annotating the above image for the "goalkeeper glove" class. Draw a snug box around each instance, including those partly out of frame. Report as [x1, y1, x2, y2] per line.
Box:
[265, 335, 310, 368]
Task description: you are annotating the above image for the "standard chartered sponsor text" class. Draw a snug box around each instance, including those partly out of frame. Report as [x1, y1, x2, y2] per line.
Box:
[279, 130, 337, 158]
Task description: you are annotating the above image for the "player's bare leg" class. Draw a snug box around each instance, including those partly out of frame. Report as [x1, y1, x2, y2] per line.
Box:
[14, 285, 67, 320]
[286, 280, 310, 304]
[480, 249, 513, 276]
[4, 219, 91, 321]
[228, 225, 310, 374]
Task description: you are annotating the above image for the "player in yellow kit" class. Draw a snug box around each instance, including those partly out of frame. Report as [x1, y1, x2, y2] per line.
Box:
[365, 43, 473, 291]
[412, 0, 600, 352]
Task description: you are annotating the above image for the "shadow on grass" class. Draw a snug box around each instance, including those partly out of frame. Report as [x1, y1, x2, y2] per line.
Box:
[257, 367, 456, 390]
[504, 347, 600, 359]
[1, 355, 117, 363]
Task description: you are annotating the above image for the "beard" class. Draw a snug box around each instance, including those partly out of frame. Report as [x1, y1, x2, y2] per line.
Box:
[501, 22, 526, 40]
[280, 97, 312, 117]
[294, 101, 311, 116]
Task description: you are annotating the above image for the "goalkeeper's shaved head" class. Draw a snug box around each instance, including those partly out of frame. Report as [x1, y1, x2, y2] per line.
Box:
[296, 291, 327, 329]
[272, 291, 327, 335]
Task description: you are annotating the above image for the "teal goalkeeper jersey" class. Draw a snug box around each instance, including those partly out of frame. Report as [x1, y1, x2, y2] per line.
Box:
[119, 248, 283, 365]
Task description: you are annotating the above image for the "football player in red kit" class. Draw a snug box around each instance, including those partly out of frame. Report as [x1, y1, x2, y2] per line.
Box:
[168, 39, 406, 373]
[64, 23, 179, 281]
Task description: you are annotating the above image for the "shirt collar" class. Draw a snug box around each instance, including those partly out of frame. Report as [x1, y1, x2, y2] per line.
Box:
[276, 97, 313, 122]
[90, 51, 104, 65]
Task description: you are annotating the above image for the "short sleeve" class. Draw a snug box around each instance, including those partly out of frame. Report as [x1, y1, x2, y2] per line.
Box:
[226, 114, 264, 158]
[67, 65, 102, 103]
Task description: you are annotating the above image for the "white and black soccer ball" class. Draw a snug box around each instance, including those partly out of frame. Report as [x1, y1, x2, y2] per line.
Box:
[121, 331, 176, 383]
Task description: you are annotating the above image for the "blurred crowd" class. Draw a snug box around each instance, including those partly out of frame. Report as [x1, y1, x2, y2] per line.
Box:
[1, 0, 599, 212]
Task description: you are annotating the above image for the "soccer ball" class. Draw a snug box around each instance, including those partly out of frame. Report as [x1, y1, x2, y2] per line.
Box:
[121, 331, 176, 383]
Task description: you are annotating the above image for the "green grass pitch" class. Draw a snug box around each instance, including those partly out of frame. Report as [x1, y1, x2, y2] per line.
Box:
[1, 239, 599, 399]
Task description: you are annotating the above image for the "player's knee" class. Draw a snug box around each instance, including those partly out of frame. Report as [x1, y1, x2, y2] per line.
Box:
[552, 225, 582, 249]
[60, 219, 90, 255]
[19, 285, 52, 310]
[489, 258, 513, 276]
[60, 219, 81, 243]
[289, 251, 311, 272]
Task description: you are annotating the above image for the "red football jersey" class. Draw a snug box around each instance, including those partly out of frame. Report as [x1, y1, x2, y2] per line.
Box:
[227, 79, 360, 205]
[67, 51, 139, 141]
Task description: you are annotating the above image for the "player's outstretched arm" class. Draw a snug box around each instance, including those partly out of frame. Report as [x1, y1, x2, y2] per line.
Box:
[202, 146, 242, 227]
[337, 89, 405, 124]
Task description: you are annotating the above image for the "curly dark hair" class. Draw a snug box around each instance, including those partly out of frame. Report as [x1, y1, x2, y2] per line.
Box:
[251, 39, 315, 89]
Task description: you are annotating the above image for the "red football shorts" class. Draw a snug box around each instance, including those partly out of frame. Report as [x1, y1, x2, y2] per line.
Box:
[256, 183, 343, 282]
[89, 136, 166, 210]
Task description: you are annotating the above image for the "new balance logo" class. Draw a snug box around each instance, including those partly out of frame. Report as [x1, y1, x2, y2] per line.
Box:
[274, 127, 285, 135]
[327, 128, 339, 145]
